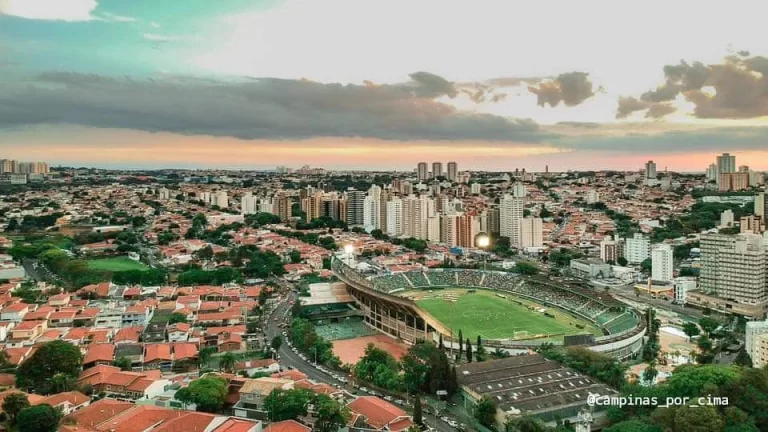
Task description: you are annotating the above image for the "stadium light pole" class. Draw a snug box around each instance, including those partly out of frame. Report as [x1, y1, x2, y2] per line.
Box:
[344, 244, 355, 266]
[476, 234, 490, 271]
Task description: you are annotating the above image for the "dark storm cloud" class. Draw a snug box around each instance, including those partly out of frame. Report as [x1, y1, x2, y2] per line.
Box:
[0, 72, 552, 142]
[617, 54, 768, 119]
[528, 72, 595, 107]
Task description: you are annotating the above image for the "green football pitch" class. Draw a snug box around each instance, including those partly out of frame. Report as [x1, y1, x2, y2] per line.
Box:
[86, 256, 149, 272]
[413, 289, 603, 342]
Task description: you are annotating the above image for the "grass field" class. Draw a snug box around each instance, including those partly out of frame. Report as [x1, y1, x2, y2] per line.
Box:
[413, 289, 603, 342]
[86, 256, 149, 272]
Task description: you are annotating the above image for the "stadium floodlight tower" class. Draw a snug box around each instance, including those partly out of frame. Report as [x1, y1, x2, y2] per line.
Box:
[343, 244, 355, 267]
[476, 233, 490, 270]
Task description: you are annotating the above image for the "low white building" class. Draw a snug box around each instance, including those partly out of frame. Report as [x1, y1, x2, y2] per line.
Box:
[673, 277, 696, 305]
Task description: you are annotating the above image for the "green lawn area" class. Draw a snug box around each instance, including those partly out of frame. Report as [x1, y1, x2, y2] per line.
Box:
[86, 256, 149, 272]
[415, 289, 603, 342]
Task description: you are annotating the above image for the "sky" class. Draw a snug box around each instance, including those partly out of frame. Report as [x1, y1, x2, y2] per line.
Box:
[2, 0, 768, 172]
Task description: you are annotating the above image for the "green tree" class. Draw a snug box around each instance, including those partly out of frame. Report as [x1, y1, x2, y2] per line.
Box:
[466, 338, 473, 363]
[17, 404, 62, 432]
[475, 396, 498, 429]
[734, 348, 753, 368]
[505, 414, 556, 432]
[641, 258, 652, 272]
[617, 257, 628, 267]
[2, 392, 30, 423]
[290, 250, 302, 263]
[672, 404, 723, 432]
[513, 261, 540, 275]
[174, 376, 228, 413]
[219, 352, 237, 373]
[354, 344, 402, 391]
[16, 340, 82, 394]
[682, 322, 700, 339]
[198, 347, 217, 368]
[263, 388, 313, 421]
[413, 394, 423, 427]
[271, 335, 283, 353]
[313, 394, 350, 432]
[113, 357, 132, 371]
[698, 317, 720, 335]
[604, 420, 661, 432]
[168, 312, 188, 324]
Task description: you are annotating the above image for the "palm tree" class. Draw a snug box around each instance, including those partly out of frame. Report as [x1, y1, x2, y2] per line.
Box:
[220, 352, 237, 373]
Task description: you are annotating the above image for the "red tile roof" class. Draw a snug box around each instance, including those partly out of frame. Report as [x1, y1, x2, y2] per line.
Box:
[172, 343, 198, 361]
[144, 344, 172, 363]
[114, 326, 143, 343]
[35, 391, 90, 408]
[348, 396, 411, 431]
[263, 420, 311, 432]
[84, 344, 115, 365]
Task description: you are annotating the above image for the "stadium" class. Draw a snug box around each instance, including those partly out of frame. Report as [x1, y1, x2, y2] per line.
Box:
[332, 258, 646, 360]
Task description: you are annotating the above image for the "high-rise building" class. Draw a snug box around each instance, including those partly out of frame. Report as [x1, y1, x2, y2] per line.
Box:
[417, 162, 429, 182]
[600, 235, 621, 263]
[706, 163, 718, 182]
[441, 214, 458, 247]
[447, 162, 458, 182]
[625, 233, 650, 264]
[674, 277, 696, 305]
[214, 191, 229, 208]
[721, 209, 735, 227]
[719, 172, 750, 191]
[585, 190, 600, 204]
[499, 194, 524, 248]
[275, 193, 292, 222]
[241, 192, 258, 215]
[456, 213, 480, 248]
[345, 189, 366, 227]
[432, 162, 443, 179]
[386, 198, 403, 237]
[700, 233, 768, 304]
[757, 191, 768, 222]
[519, 217, 543, 249]
[741, 216, 763, 234]
[651, 244, 674, 282]
[402, 195, 430, 239]
[320, 193, 341, 220]
[486, 208, 500, 235]
[378, 189, 391, 232]
[716, 153, 736, 185]
[645, 160, 657, 179]
[510, 183, 527, 198]
[470, 183, 481, 194]
[259, 198, 275, 214]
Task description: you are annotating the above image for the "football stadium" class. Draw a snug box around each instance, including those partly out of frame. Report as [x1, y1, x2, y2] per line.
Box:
[332, 258, 646, 360]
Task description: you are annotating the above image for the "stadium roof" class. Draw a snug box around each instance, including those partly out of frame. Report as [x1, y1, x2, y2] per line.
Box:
[301, 282, 354, 307]
[456, 354, 617, 415]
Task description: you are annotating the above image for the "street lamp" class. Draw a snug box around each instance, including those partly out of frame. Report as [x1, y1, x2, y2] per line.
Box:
[476, 234, 490, 271]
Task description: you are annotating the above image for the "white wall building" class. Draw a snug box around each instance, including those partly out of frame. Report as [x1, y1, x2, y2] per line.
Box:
[720, 209, 735, 227]
[625, 233, 651, 264]
[500, 194, 524, 248]
[673, 277, 696, 305]
[386, 199, 403, 237]
[651, 244, 674, 282]
[520, 217, 543, 248]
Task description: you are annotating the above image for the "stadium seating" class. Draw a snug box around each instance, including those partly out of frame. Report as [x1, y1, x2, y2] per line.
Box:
[372, 273, 410, 293]
[405, 271, 430, 288]
[428, 270, 458, 287]
[456, 270, 484, 287]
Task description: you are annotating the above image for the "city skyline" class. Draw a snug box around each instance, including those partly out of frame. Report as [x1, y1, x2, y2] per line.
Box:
[2, 0, 768, 170]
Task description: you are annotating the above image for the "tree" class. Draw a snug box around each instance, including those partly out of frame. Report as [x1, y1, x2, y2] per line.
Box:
[734, 348, 753, 368]
[263, 388, 313, 421]
[289, 250, 302, 264]
[642, 362, 659, 385]
[113, 357, 132, 371]
[682, 322, 701, 339]
[313, 394, 350, 432]
[174, 376, 228, 413]
[672, 404, 724, 432]
[2, 392, 29, 423]
[458, 329, 463, 359]
[641, 258, 652, 272]
[505, 414, 555, 432]
[354, 344, 402, 391]
[168, 312, 188, 324]
[617, 257, 628, 267]
[604, 420, 661, 432]
[17, 404, 62, 432]
[198, 347, 216, 368]
[466, 338, 473, 363]
[698, 317, 720, 335]
[413, 394, 424, 427]
[475, 396, 498, 428]
[219, 352, 237, 373]
[271, 335, 283, 353]
[513, 261, 540, 275]
[16, 340, 82, 394]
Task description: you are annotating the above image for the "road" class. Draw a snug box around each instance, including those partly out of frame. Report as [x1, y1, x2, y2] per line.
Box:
[264, 293, 460, 432]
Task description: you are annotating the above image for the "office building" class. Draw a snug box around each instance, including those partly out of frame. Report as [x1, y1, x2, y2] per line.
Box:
[386, 199, 403, 237]
[700, 233, 768, 305]
[417, 162, 429, 182]
[651, 244, 674, 282]
[432, 162, 443, 179]
[447, 162, 458, 182]
[345, 189, 366, 227]
[519, 217, 543, 249]
[499, 195, 524, 248]
[625, 233, 650, 264]
[645, 160, 657, 179]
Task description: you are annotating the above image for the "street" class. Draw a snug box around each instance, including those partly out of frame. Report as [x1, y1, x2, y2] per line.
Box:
[264, 293, 461, 432]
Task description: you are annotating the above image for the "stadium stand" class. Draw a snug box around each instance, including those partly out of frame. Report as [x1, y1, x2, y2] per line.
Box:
[456, 270, 484, 287]
[405, 271, 430, 288]
[372, 273, 410, 293]
[428, 270, 458, 287]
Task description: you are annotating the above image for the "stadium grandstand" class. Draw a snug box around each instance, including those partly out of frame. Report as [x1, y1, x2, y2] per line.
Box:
[331, 259, 646, 359]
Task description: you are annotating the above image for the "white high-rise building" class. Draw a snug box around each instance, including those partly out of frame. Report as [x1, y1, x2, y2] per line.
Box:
[706, 163, 718, 182]
[470, 183, 482, 194]
[402, 195, 430, 239]
[241, 192, 258, 214]
[717, 153, 736, 175]
[447, 162, 458, 182]
[625, 233, 651, 264]
[747, 319, 768, 367]
[258, 198, 275, 214]
[426, 216, 441, 242]
[214, 191, 229, 208]
[441, 214, 458, 246]
[645, 160, 657, 179]
[700, 233, 768, 304]
[600, 235, 620, 263]
[651, 244, 674, 282]
[500, 194, 524, 247]
[363, 195, 379, 230]
[520, 217, 543, 249]
[720, 209, 734, 227]
[386, 199, 403, 237]
[510, 183, 527, 198]
[158, 188, 172, 200]
[585, 190, 600, 204]
[417, 162, 429, 182]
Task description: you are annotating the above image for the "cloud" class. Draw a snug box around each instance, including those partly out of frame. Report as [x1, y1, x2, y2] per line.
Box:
[150, 21, 161, 28]
[142, 33, 183, 42]
[618, 53, 768, 119]
[528, 72, 595, 107]
[0, 0, 98, 21]
[98, 11, 136, 22]
[0, 72, 553, 143]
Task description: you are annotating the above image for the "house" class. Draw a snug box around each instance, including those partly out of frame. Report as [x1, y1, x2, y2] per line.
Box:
[23, 305, 54, 321]
[47, 293, 71, 307]
[144, 344, 173, 370]
[0, 390, 45, 415]
[0, 302, 29, 322]
[48, 310, 77, 327]
[167, 323, 191, 342]
[123, 304, 154, 327]
[0, 321, 14, 341]
[219, 333, 244, 352]
[33, 391, 90, 415]
[78, 365, 170, 401]
[234, 377, 294, 420]
[94, 306, 126, 328]
[83, 343, 115, 368]
[114, 326, 143, 344]
[115, 343, 144, 369]
[76, 282, 111, 299]
[264, 420, 311, 432]
[9, 320, 47, 345]
[347, 396, 413, 432]
[235, 359, 280, 376]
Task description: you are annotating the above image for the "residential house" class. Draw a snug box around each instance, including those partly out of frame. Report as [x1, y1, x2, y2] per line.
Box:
[8, 320, 47, 346]
[78, 365, 170, 401]
[235, 359, 280, 376]
[347, 396, 413, 432]
[234, 378, 294, 420]
[34, 391, 90, 415]
[94, 306, 126, 328]
[0, 321, 14, 341]
[0, 302, 29, 322]
[47, 293, 71, 307]
[48, 310, 77, 327]
[144, 344, 173, 370]
[168, 323, 191, 342]
[114, 326, 143, 345]
[264, 420, 311, 432]
[123, 304, 154, 327]
[83, 343, 115, 368]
